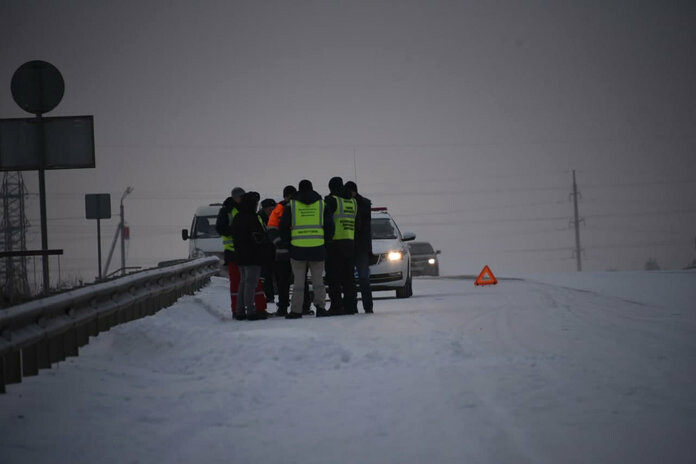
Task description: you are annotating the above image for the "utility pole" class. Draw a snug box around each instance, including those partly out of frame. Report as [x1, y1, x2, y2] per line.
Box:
[570, 170, 583, 271]
[119, 186, 133, 276]
[1, 172, 30, 304]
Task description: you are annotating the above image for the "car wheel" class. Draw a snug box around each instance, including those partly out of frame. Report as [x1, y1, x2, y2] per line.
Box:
[396, 278, 413, 298]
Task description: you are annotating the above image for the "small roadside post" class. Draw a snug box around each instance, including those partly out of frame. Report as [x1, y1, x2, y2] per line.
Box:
[85, 194, 111, 280]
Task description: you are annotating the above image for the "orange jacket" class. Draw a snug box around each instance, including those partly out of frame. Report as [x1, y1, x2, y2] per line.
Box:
[267, 202, 285, 229]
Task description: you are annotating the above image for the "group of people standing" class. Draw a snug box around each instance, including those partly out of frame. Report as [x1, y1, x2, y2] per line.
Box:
[215, 177, 373, 320]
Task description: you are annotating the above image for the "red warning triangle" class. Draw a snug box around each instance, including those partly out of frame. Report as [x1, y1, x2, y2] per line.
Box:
[474, 265, 498, 286]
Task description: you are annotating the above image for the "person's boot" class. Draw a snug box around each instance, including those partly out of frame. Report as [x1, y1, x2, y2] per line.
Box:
[315, 307, 331, 318]
[327, 306, 343, 316]
[343, 305, 358, 315]
[285, 311, 302, 319]
[247, 311, 268, 321]
[233, 312, 246, 321]
[275, 307, 288, 317]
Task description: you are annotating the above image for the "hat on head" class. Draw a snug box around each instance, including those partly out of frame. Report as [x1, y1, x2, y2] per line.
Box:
[298, 179, 313, 192]
[328, 176, 343, 193]
[282, 185, 297, 198]
[261, 198, 276, 209]
[231, 187, 245, 198]
[345, 181, 358, 193]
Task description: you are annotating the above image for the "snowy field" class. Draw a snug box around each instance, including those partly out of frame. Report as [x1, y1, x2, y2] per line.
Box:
[1, 271, 695, 464]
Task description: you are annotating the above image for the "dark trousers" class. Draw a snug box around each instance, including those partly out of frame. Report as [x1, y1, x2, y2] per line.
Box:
[355, 252, 373, 312]
[274, 259, 291, 311]
[327, 241, 357, 313]
[262, 262, 275, 302]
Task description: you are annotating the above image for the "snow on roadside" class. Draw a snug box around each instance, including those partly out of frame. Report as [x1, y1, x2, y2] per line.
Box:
[520, 269, 696, 311]
[1, 274, 695, 464]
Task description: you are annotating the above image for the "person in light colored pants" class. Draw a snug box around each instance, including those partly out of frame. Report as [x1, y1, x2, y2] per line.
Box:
[290, 259, 326, 314]
[238, 265, 262, 317]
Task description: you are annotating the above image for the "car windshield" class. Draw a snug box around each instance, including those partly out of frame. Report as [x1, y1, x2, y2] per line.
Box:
[371, 217, 398, 239]
[193, 216, 219, 239]
[409, 243, 434, 254]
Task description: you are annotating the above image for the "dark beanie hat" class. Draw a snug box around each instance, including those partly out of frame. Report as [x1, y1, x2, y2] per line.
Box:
[328, 176, 343, 192]
[250, 191, 261, 201]
[261, 198, 276, 209]
[282, 185, 297, 198]
[345, 181, 358, 193]
[298, 179, 313, 192]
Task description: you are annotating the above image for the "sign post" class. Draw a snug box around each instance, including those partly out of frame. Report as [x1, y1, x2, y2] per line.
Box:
[85, 194, 111, 280]
[1, 60, 95, 293]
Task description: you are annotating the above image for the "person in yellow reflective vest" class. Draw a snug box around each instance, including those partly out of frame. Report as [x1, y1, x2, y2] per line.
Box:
[324, 177, 358, 315]
[279, 179, 334, 318]
[215, 186, 244, 316]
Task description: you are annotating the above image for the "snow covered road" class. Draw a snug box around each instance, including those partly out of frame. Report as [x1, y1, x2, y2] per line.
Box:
[2, 273, 695, 464]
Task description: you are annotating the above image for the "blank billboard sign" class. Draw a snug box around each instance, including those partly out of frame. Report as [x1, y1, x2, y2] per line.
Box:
[85, 193, 111, 220]
[0, 115, 95, 171]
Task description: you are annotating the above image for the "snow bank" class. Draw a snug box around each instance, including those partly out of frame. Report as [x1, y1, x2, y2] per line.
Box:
[520, 269, 696, 311]
[1, 275, 695, 464]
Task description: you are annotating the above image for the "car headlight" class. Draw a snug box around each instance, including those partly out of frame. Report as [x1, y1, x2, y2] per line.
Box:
[388, 251, 403, 261]
[428, 258, 436, 265]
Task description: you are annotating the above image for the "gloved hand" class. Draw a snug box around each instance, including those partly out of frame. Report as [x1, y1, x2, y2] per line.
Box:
[252, 232, 266, 244]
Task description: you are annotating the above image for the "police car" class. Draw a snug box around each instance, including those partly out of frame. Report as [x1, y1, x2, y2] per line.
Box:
[367, 207, 415, 298]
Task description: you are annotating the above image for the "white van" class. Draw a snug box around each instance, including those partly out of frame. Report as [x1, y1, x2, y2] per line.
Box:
[181, 204, 225, 265]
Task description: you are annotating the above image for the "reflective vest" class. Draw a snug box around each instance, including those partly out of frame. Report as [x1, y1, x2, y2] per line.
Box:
[332, 195, 356, 241]
[290, 199, 325, 248]
[221, 207, 238, 251]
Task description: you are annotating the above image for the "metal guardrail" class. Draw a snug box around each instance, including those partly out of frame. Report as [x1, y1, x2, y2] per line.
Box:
[0, 256, 220, 393]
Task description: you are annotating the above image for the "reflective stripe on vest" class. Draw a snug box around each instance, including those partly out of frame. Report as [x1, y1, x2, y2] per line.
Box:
[221, 208, 239, 251]
[291, 199, 325, 248]
[332, 195, 356, 240]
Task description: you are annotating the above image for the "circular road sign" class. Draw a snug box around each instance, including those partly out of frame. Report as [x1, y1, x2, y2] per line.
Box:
[11, 60, 65, 115]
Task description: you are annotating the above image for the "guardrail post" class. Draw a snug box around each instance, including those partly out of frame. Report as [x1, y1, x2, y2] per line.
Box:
[5, 350, 22, 384]
[49, 335, 65, 363]
[76, 323, 89, 347]
[0, 356, 5, 393]
[22, 344, 39, 377]
[37, 339, 50, 369]
[64, 328, 78, 358]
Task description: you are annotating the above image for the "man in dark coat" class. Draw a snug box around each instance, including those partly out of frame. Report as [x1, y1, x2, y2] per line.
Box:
[324, 177, 358, 315]
[259, 198, 277, 304]
[345, 181, 373, 313]
[231, 192, 270, 321]
[280, 179, 334, 318]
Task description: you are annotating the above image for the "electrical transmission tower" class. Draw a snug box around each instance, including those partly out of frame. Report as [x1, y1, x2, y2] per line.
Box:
[1, 171, 31, 305]
[569, 169, 584, 271]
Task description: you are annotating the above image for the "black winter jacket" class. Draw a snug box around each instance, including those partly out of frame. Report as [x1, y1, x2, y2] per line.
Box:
[231, 195, 270, 266]
[280, 190, 335, 262]
[354, 193, 372, 255]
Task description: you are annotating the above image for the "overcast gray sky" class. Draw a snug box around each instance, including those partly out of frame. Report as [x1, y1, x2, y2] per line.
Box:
[1, 0, 695, 285]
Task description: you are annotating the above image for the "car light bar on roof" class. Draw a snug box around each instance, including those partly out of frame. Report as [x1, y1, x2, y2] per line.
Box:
[371, 207, 388, 212]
